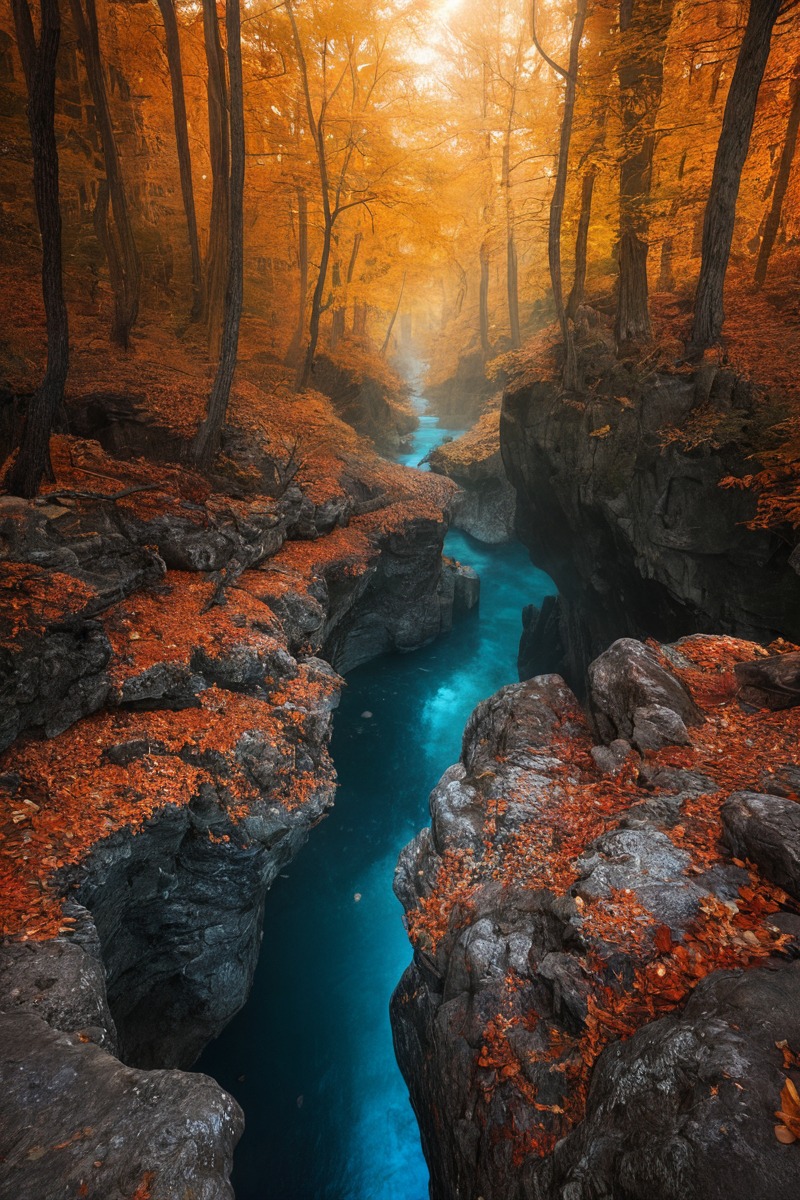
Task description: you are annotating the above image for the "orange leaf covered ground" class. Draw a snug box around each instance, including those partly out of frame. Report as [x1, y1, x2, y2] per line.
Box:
[405, 635, 800, 1161]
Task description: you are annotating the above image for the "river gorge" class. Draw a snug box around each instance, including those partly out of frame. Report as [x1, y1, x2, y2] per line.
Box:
[198, 396, 556, 1200]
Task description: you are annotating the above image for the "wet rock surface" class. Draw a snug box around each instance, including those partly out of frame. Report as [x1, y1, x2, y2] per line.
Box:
[0, 1010, 242, 1200]
[535, 962, 800, 1200]
[501, 356, 800, 690]
[392, 635, 800, 1200]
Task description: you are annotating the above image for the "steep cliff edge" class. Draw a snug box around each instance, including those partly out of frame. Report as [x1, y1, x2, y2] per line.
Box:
[500, 337, 800, 690]
[392, 635, 800, 1200]
[0, 384, 457, 1198]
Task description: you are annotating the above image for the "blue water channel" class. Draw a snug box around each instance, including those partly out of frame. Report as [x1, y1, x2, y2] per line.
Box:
[198, 397, 556, 1199]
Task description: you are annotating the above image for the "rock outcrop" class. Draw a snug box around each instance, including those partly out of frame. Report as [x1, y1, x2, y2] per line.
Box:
[392, 634, 800, 1200]
[1, 405, 457, 1195]
[501, 344, 800, 691]
[428, 404, 516, 544]
[0, 925, 242, 1200]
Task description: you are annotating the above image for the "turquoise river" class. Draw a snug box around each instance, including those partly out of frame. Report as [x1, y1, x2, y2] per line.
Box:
[198, 396, 555, 1199]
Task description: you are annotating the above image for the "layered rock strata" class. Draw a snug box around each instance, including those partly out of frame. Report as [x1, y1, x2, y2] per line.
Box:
[392, 635, 800, 1200]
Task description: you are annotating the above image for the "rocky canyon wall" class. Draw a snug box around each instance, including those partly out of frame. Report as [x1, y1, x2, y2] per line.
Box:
[501, 355, 800, 691]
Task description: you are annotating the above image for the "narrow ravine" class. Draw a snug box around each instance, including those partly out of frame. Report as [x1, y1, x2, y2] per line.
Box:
[198, 394, 556, 1199]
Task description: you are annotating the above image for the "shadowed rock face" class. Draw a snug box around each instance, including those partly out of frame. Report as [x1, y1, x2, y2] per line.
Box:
[0, 1008, 242, 1200]
[501, 365, 800, 692]
[0, 913, 243, 1200]
[391, 635, 800, 1200]
[534, 962, 800, 1200]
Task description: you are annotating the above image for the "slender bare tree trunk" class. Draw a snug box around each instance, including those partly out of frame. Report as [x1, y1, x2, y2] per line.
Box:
[502, 131, 520, 348]
[192, 0, 244, 467]
[69, 0, 140, 347]
[302, 211, 332, 385]
[380, 270, 406, 358]
[285, 0, 333, 388]
[692, 0, 782, 348]
[6, 0, 68, 497]
[352, 299, 367, 337]
[615, 0, 676, 350]
[533, 0, 588, 390]
[754, 68, 800, 289]
[479, 240, 491, 357]
[330, 256, 344, 348]
[156, 0, 202, 321]
[201, 0, 230, 356]
[331, 230, 361, 347]
[566, 169, 595, 319]
[286, 187, 308, 363]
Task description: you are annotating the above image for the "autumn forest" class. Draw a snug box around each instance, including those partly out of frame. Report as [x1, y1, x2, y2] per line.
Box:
[2, 0, 800, 1197]
[0, 0, 798, 487]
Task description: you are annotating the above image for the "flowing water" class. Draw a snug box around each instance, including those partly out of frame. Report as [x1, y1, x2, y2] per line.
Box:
[198, 397, 556, 1199]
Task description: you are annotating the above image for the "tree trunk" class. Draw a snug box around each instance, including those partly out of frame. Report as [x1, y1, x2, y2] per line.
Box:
[284, 0, 333, 389]
[479, 240, 491, 357]
[201, 0, 230, 357]
[506, 234, 520, 347]
[300, 212, 332, 386]
[69, 0, 140, 348]
[330, 258, 343, 348]
[692, 0, 782, 349]
[285, 188, 308, 363]
[534, 0, 588, 390]
[615, 0, 676, 350]
[754, 69, 800, 289]
[352, 299, 368, 337]
[331, 229, 361, 347]
[380, 270, 406, 358]
[658, 234, 675, 291]
[566, 169, 595, 318]
[5, 0, 68, 497]
[502, 131, 520, 348]
[156, 0, 202, 321]
[192, 0, 244, 467]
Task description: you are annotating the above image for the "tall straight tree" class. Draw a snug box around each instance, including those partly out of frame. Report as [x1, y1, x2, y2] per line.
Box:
[192, 0, 245, 466]
[6, 0, 68, 497]
[284, 2, 384, 387]
[532, 0, 588, 390]
[566, 169, 596, 318]
[615, 0, 676, 350]
[156, 0, 203, 321]
[754, 63, 800, 289]
[331, 230, 361, 347]
[286, 187, 309, 363]
[692, 0, 783, 348]
[201, 0, 231, 354]
[68, 0, 140, 347]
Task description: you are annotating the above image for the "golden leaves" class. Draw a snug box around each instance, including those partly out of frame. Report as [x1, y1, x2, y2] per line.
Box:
[775, 1077, 800, 1144]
